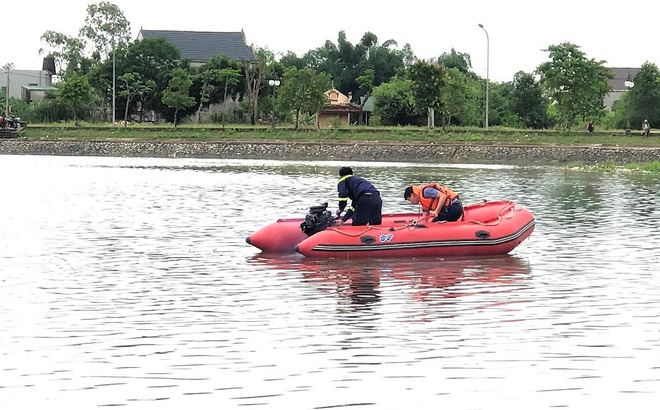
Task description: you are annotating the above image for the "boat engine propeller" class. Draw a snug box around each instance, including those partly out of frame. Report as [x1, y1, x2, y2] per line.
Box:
[300, 202, 336, 236]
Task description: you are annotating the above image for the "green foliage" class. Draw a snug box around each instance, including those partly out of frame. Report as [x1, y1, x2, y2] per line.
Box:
[26, 93, 73, 123]
[440, 67, 479, 127]
[566, 160, 660, 174]
[193, 68, 222, 123]
[372, 76, 424, 126]
[277, 67, 332, 129]
[5, 98, 30, 119]
[79, 1, 131, 59]
[198, 55, 244, 106]
[510, 71, 552, 129]
[629, 62, 660, 128]
[627, 161, 660, 173]
[487, 81, 518, 127]
[536, 42, 613, 130]
[119, 38, 181, 116]
[25, 4, 656, 132]
[161, 68, 196, 126]
[117, 72, 155, 123]
[611, 91, 629, 129]
[39, 31, 89, 79]
[437, 48, 472, 74]
[356, 69, 375, 92]
[302, 30, 406, 102]
[279, 52, 307, 69]
[56, 73, 95, 125]
[216, 66, 241, 127]
[407, 61, 445, 126]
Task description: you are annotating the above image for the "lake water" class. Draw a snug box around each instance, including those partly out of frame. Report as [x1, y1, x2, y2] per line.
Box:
[1, 155, 659, 409]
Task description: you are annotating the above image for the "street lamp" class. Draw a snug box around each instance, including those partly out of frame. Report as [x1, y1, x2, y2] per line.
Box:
[268, 78, 280, 128]
[624, 75, 634, 135]
[478, 23, 489, 129]
[3, 63, 12, 118]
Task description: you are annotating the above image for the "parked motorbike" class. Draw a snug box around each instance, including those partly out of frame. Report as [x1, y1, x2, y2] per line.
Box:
[0, 115, 20, 130]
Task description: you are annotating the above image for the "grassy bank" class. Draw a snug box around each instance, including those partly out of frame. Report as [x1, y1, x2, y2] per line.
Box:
[566, 160, 660, 173]
[17, 123, 660, 148]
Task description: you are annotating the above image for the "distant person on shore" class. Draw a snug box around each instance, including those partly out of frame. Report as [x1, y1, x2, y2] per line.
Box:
[335, 167, 382, 226]
[587, 120, 594, 133]
[642, 119, 650, 137]
[403, 183, 463, 222]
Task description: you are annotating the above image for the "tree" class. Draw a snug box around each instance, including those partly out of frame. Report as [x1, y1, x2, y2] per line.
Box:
[510, 71, 551, 129]
[194, 68, 222, 124]
[277, 67, 331, 129]
[357, 36, 408, 120]
[303, 31, 407, 106]
[437, 48, 472, 74]
[536, 42, 613, 130]
[438, 67, 479, 127]
[198, 55, 245, 104]
[243, 49, 271, 125]
[57, 73, 95, 125]
[487, 81, 518, 127]
[218, 68, 241, 128]
[161, 68, 196, 127]
[79, 1, 131, 60]
[628, 62, 660, 129]
[407, 61, 445, 128]
[279, 52, 307, 70]
[355, 68, 375, 125]
[191, 57, 243, 126]
[39, 31, 89, 80]
[117, 72, 155, 124]
[372, 76, 424, 126]
[119, 38, 181, 118]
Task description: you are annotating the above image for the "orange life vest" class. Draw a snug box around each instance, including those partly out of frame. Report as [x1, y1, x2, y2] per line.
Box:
[412, 183, 459, 212]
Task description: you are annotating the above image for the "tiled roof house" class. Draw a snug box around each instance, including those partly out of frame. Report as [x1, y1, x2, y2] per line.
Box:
[317, 89, 361, 128]
[137, 29, 255, 65]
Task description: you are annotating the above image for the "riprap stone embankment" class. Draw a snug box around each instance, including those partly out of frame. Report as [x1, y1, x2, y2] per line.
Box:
[1, 139, 659, 165]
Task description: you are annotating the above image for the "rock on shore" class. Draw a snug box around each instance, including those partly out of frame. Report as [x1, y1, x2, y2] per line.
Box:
[1, 139, 659, 165]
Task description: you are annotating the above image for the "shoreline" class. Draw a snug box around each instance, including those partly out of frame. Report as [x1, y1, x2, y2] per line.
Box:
[1, 139, 660, 165]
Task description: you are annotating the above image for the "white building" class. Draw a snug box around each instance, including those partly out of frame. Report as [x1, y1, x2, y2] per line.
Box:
[1, 69, 55, 101]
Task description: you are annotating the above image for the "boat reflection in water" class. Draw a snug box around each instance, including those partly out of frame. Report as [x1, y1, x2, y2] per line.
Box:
[248, 254, 532, 315]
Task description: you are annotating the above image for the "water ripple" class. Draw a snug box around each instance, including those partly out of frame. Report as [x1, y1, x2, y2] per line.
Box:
[1, 156, 659, 409]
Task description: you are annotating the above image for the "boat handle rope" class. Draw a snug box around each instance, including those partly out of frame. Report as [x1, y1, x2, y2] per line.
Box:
[330, 203, 519, 236]
[330, 215, 436, 237]
[465, 203, 517, 225]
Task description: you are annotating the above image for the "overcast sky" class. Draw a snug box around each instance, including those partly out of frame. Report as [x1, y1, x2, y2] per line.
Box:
[2, 0, 656, 82]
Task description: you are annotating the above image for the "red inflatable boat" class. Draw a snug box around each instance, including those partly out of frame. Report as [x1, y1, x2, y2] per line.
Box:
[246, 200, 535, 258]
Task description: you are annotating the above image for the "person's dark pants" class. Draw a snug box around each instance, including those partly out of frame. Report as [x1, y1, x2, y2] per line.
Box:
[352, 194, 382, 226]
[432, 200, 464, 222]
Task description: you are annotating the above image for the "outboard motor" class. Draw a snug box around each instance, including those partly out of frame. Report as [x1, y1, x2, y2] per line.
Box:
[300, 202, 336, 236]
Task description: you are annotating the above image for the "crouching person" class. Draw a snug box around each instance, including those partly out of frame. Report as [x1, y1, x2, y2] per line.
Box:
[404, 183, 463, 222]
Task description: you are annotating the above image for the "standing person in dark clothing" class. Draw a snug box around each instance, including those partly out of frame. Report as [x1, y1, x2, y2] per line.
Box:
[335, 167, 382, 226]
